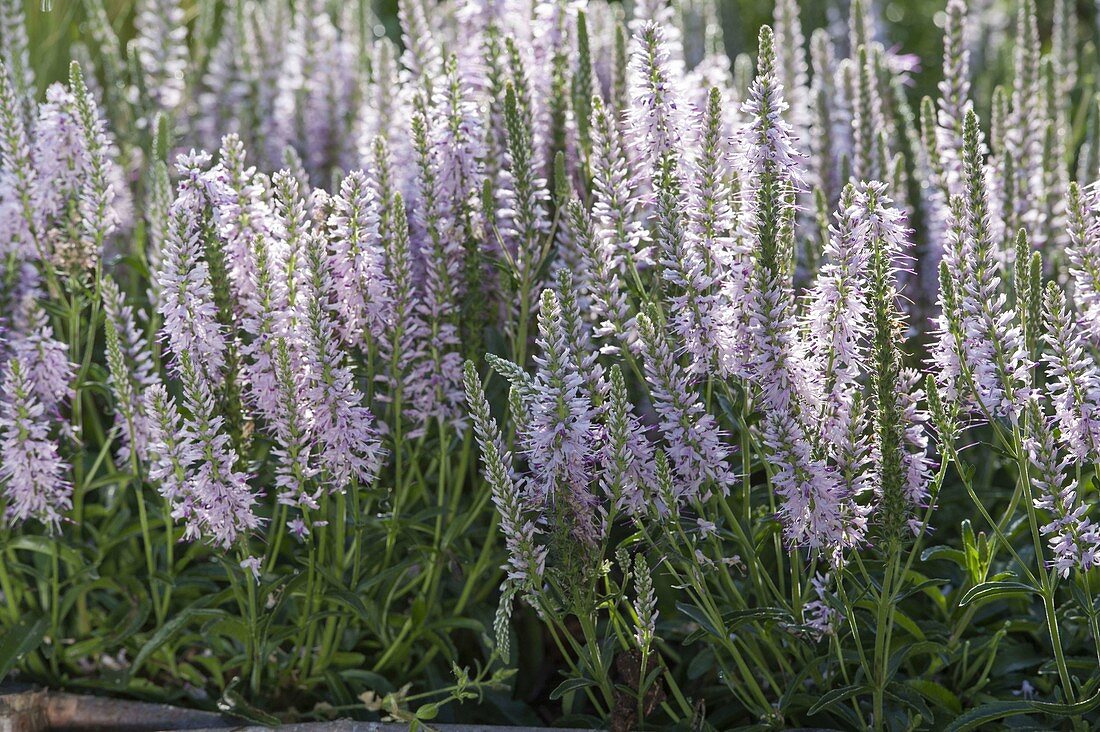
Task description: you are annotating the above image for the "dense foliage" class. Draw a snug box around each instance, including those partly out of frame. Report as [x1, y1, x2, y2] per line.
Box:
[4, 0, 1100, 729]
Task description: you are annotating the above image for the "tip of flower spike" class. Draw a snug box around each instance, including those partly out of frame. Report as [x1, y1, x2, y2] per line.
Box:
[537, 288, 560, 325]
[553, 151, 569, 202]
[757, 25, 776, 78]
[503, 81, 517, 115]
[636, 19, 662, 46]
[68, 60, 84, 90]
[962, 107, 980, 142]
[608, 363, 625, 390]
[920, 95, 936, 120]
[153, 112, 171, 161]
[463, 359, 479, 382]
[1014, 227, 1030, 253]
[707, 85, 722, 108]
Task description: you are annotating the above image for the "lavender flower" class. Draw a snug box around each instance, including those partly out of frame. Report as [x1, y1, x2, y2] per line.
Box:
[398, 0, 443, 83]
[328, 170, 392, 348]
[833, 394, 876, 524]
[851, 45, 888, 184]
[134, 0, 188, 113]
[897, 368, 933, 512]
[567, 198, 632, 344]
[632, 554, 658, 651]
[0, 0, 33, 120]
[372, 178, 427, 431]
[761, 408, 861, 559]
[408, 92, 468, 430]
[211, 135, 274, 311]
[23, 64, 129, 272]
[290, 9, 358, 180]
[636, 310, 730, 501]
[555, 271, 607, 409]
[804, 185, 870, 446]
[741, 27, 863, 557]
[772, 0, 810, 146]
[733, 24, 805, 384]
[930, 196, 969, 403]
[269, 333, 317, 509]
[28, 83, 83, 218]
[0, 356, 71, 532]
[689, 85, 733, 287]
[520, 290, 599, 546]
[102, 277, 158, 464]
[156, 153, 229, 395]
[1005, 0, 1042, 230]
[856, 181, 932, 522]
[240, 555, 262, 582]
[464, 361, 547, 600]
[801, 574, 841, 640]
[432, 55, 486, 243]
[1025, 398, 1100, 578]
[500, 80, 551, 294]
[144, 384, 199, 509]
[1042, 283, 1100, 463]
[9, 301, 73, 416]
[230, 190, 288, 424]
[936, 0, 971, 194]
[1052, 0, 1077, 119]
[296, 222, 385, 490]
[175, 353, 259, 548]
[630, 22, 718, 374]
[628, 21, 687, 173]
[956, 110, 1030, 422]
[68, 62, 123, 253]
[740, 25, 805, 404]
[195, 1, 256, 155]
[590, 94, 649, 274]
[234, 178, 317, 508]
[0, 60, 38, 261]
[601, 365, 656, 516]
[808, 29, 846, 209]
[1067, 183, 1100, 344]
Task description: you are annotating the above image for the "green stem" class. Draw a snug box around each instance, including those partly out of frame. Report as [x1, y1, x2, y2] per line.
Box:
[872, 551, 900, 732]
[49, 543, 61, 677]
[1013, 425, 1074, 702]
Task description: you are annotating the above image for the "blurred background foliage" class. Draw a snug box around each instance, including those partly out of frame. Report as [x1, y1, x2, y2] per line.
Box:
[23, 0, 1100, 120]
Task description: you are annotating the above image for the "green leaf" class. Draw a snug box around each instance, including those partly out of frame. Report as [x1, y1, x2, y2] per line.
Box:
[549, 677, 596, 700]
[944, 701, 1032, 732]
[202, 616, 253, 647]
[327, 588, 375, 624]
[676, 602, 723, 640]
[339, 669, 394, 695]
[0, 615, 48, 679]
[128, 605, 224, 679]
[887, 685, 933, 723]
[807, 684, 869, 716]
[888, 608, 927, 641]
[906, 679, 962, 715]
[900, 576, 948, 612]
[427, 617, 485, 634]
[6, 535, 85, 568]
[1030, 687, 1100, 716]
[722, 607, 792, 627]
[888, 641, 945, 681]
[920, 545, 967, 568]
[959, 581, 1039, 607]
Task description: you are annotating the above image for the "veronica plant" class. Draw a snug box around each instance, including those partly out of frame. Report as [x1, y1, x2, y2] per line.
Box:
[6, 0, 1100, 729]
